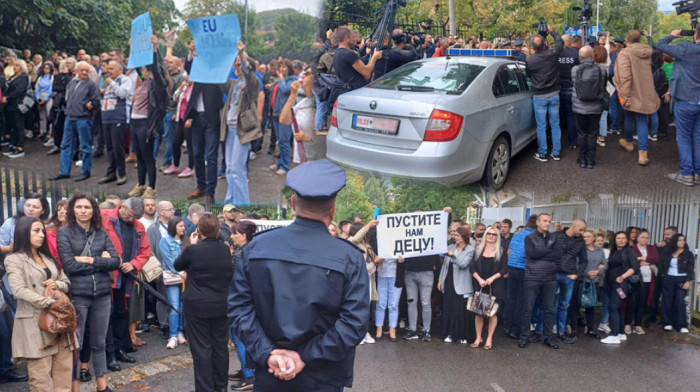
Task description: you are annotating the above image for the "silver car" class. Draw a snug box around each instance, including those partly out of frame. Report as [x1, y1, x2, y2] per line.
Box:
[326, 54, 536, 189]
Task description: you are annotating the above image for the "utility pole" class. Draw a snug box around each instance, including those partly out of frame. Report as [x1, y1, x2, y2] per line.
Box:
[449, 0, 456, 36]
[244, 0, 249, 44]
[596, 0, 601, 31]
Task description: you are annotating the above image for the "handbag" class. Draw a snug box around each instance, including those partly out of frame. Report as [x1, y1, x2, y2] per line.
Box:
[467, 287, 499, 317]
[18, 92, 36, 114]
[162, 270, 183, 286]
[39, 287, 78, 334]
[140, 255, 163, 283]
[314, 64, 355, 104]
[579, 281, 598, 308]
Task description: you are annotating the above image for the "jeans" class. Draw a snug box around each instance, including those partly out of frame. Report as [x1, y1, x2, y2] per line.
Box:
[173, 121, 194, 169]
[165, 285, 184, 337]
[520, 279, 557, 340]
[375, 277, 402, 328]
[190, 113, 219, 197]
[559, 88, 576, 146]
[504, 268, 525, 335]
[73, 294, 111, 378]
[575, 113, 599, 162]
[533, 94, 562, 156]
[605, 283, 623, 336]
[275, 118, 293, 171]
[599, 285, 610, 324]
[59, 119, 92, 176]
[662, 275, 689, 330]
[104, 122, 127, 178]
[624, 281, 649, 327]
[159, 112, 176, 165]
[673, 100, 700, 176]
[599, 110, 608, 137]
[650, 112, 659, 137]
[230, 328, 254, 379]
[0, 311, 13, 374]
[405, 271, 434, 332]
[623, 110, 649, 151]
[314, 92, 331, 131]
[224, 127, 251, 204]
[554, 274, 576, 335]
[609, 91, 623, 131]
[7, 110, 26, 149]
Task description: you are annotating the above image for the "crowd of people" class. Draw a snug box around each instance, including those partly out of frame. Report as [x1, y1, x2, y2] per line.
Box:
[0, 186, 696, 390]
[0, 34, 322, 204]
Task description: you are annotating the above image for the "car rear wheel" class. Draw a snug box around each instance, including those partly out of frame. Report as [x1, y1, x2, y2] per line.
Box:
[483, 136, 510, 190]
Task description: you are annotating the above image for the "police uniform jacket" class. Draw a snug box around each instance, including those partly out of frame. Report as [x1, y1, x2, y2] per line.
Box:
[228, 216, 370, 390]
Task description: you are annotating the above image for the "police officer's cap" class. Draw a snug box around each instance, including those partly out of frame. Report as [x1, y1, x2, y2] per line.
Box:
[587, 36, 597, 45]
[286, 160, 346, 201]
[502, 41, 511, 47]
[513, 40, 524, 47]
[613, 37, 625, 45]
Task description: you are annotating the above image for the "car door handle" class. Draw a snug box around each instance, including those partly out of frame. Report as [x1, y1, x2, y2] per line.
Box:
[506, 106, 515, 113]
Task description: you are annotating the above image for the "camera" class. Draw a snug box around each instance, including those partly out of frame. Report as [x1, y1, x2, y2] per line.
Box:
[673, 0, 699, 32]
[532, 17, 548, 38]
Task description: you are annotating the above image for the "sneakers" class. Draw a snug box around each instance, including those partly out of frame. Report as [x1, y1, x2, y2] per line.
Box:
[128, 184, 147, 197]
[609, 129, 621, 135]
[162, 165, 179, 175]
[598, 323, 611, 334]
[557, 333, 575, 344]
[8, 150, 24, 158]
[624, 325, 632, 335]
[177, 332, 187, 345]
[178, 167, 194, 178]
[249, 151, 257, 160]
[44, 138, 54, 147]
[230, 377, 255, 391]
[443, 335, 453, 343]
[665, 172, 695, 187]
[633, 326, 645, 335]
[403, 330, 419, 340]
[75, 160, 83, 167]
[533, 153, 548, 162]
[549, 153, 561, 161]
[362, 332, 375, 344]
[649, 134, 658, 142]
[664, 325, 673, 331]
[2, 148, 15, 156]
[422, 332, 432, 342]
[600, 335, 621, 344]
[459, 339, 468, 344]
[166, 337, 178, 349]
[618, 334, 627, 341]
[680, 328, 689, 334]
[597, 137, 606, 147]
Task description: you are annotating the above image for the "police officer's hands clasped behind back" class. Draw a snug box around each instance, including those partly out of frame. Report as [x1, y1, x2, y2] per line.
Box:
[228, 160, 370, 392]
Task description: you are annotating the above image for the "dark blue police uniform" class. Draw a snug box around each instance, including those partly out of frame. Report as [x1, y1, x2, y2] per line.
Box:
[513, 40, 527, 62]
[228, 160, 370, 392]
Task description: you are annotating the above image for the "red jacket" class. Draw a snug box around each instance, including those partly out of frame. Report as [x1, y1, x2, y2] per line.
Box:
[101, 206, 151, 291]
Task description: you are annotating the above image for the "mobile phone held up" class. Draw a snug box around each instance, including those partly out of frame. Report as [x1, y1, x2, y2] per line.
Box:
[616, 287, 627, 299]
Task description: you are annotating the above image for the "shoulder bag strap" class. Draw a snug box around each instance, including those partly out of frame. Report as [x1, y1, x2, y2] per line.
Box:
[81, 231, 96, 257]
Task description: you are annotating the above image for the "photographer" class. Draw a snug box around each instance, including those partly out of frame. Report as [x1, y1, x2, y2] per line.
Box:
[656, 26, 700, 187]
[332, 26, 383, 92]
[526, 25, 565, 163]
[372, 29, 421, 79]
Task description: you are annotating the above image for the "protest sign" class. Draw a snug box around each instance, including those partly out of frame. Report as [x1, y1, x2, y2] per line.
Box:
[186, 14, 241, 84]
[377, 211, 448, 258]
[127, 12, 153, 69]
[242, 219, 293, 233]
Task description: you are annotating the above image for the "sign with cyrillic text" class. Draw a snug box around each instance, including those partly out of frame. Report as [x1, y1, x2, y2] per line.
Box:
[242, 219, 293, 233]
[186, 14, 241, 84]
[127, 12, 153, 69]
[377, 211, 448, 258]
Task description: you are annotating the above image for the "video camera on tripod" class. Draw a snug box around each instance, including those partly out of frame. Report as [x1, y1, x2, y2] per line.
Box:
[673, 0, 699, 36]
[572, 0, 594, 39]
[532, 17, 548, 38]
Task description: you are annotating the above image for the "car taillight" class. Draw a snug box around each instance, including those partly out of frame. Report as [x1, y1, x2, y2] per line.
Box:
[424, 109, 464, 142]
[331, 100, 338, 128]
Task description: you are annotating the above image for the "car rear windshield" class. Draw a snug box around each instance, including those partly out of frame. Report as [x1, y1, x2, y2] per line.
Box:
[367, 61, 485, 95]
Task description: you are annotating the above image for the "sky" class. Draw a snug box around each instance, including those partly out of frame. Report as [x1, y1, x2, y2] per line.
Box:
[173, 0, 323, 17]
[657, 0, 677, 11]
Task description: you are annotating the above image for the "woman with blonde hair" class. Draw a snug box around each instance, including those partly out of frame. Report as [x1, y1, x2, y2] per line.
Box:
[470, 225, 508, 350]
[1, 59, 29, 157]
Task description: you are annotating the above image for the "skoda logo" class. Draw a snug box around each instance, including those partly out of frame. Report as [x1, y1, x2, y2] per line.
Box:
[369, 100, 377, 110]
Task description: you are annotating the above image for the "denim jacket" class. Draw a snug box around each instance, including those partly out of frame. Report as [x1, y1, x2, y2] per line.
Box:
[159, 235, 182, 272]
[655, 36, 700, 104]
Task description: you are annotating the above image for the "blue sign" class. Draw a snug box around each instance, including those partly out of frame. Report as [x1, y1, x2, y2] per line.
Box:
[564, 25, 603, 37]
[127, 12, 153, 69]
[186, 14, 241, 84]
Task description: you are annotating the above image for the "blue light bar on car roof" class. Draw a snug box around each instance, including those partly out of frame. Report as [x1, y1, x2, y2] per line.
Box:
[446, 49, 514, 57]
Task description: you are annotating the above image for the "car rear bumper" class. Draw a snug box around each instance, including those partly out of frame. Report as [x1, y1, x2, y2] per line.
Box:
[326, 126, 486, 185]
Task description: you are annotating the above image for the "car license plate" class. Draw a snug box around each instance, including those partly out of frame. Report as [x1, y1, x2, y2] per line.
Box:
[352, 114, 399, 135]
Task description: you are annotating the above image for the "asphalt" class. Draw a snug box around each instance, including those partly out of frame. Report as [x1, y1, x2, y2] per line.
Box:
[4, 322, 697, 392]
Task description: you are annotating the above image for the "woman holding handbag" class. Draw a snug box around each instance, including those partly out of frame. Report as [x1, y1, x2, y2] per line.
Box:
[582, 230, 606, 339]
[470, 225, 507, 350]
[58, 194, 121, 392]
[5, 216, 77, 391]
[600, 232, 640, 344]
[438, 226, 475, 344]
[159, 217, 188, 349]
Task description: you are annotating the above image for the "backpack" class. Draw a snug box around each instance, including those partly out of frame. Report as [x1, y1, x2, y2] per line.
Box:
[575, 63, 605, 102]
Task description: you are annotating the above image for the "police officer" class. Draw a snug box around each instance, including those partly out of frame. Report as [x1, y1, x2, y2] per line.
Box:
[372, 29, 421, 79]
[228, 160, 370, 392]
[513, 40, 527, 62]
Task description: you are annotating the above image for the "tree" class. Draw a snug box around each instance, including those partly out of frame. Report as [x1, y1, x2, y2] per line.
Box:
[390, 178, 478, 220]
[653, 11, 695, 41]
[364, 175, 390, 212]
[269, 12, 318, 63]
[335, 171, 374, 222]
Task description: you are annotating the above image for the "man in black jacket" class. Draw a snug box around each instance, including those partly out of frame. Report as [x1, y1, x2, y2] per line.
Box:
[526, 26, 565, 162]
[558, 34, 580, 149]
[518, 213, 561, 349]
[552, 220, 587, 344]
